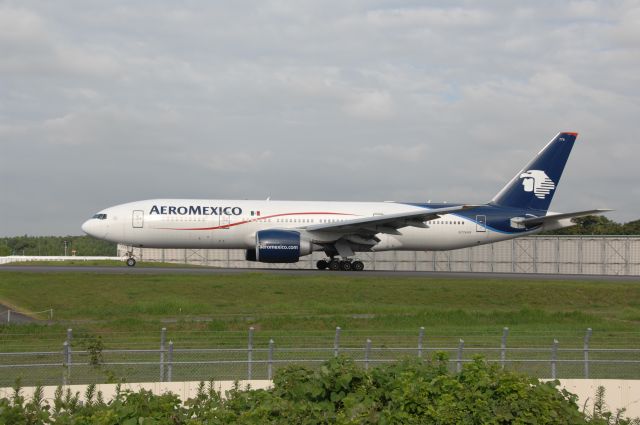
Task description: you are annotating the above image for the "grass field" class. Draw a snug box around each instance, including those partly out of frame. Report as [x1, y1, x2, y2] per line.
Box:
[1, 270, 639, 350]
[1, 269, 639, 384]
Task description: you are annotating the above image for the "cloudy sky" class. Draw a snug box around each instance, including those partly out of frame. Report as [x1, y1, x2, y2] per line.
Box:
[1, 1, 638, 236]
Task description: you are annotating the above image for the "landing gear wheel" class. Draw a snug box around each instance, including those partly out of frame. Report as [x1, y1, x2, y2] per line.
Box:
[352, 261, 364, 271]
[339, 260, 352, 271]
[126, 258, 136, 267]
[317, 260, 328, 270]
[328, 259, 341, 271]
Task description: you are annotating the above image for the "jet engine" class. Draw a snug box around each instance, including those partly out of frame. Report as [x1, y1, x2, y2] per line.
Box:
[245, 229, 315, 263]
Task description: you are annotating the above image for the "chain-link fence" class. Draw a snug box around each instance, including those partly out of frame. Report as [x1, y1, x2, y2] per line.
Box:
[118, 236, 640, 275]
[2, 327, 639, 387]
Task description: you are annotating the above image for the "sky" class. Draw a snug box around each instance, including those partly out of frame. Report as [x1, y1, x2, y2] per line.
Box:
[1, 1, 639, 236]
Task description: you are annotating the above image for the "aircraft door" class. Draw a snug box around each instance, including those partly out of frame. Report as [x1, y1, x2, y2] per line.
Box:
[475, 215, 486, 232]
[132, 210, 144, 228]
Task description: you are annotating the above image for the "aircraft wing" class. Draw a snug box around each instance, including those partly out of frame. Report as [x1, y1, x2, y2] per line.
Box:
[512, 209, 613, 227]
[305, 204, 480, 236]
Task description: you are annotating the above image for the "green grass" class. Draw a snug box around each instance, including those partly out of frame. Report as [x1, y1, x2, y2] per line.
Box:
[0, 271, 639, 350]
[1, 271, 639, 384]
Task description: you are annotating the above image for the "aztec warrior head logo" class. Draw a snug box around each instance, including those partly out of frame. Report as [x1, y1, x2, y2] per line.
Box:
[519, 170, 555, 199]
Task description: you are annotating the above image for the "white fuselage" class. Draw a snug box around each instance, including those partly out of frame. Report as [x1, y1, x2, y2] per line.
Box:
[82, 199, 535, 252]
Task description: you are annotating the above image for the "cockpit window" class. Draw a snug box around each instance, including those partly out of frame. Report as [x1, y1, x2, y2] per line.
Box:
[92, 213, 107, 220]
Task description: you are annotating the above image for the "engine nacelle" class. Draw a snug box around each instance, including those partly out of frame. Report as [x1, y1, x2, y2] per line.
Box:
[245, 229, 314, 263]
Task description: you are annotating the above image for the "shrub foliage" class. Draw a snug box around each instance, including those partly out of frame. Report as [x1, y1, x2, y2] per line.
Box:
[1, 355, 638, 424]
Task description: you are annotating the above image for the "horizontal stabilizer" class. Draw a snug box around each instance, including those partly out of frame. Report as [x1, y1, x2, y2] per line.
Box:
[512, 209, 613, 228]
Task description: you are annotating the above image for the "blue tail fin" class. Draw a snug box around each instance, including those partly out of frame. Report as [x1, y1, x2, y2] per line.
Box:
[490, 132, 577, 211]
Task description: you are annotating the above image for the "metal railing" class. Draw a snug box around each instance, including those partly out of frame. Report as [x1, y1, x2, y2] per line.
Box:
[1, 327, 639, 387]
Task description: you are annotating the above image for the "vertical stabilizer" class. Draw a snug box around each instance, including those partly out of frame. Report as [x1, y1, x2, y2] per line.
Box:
[490, 132, 577, 211]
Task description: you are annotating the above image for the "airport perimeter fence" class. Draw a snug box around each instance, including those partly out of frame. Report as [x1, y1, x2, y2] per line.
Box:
[118, 236, 640, 276]
[1, 327, 640, 387]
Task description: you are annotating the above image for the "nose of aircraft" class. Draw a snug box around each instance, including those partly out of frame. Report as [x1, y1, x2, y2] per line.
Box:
[81, 219, 93, 236]
[82, 215, 110, 240]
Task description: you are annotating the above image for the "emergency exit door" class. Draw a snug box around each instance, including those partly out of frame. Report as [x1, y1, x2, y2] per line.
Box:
[132, 210, 144, 228]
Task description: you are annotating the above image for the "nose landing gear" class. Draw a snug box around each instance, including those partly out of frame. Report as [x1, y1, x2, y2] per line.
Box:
[125, 251, 137, 267]
[316, 257, 365, 271]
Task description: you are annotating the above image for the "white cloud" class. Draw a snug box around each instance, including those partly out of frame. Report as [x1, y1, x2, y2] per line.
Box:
[364, 144, 429, 163]
[196, 150, 274, 173]
[365, 7, 493, 28]
[343, 90, 395, 120]
[0, 6, 47, 44]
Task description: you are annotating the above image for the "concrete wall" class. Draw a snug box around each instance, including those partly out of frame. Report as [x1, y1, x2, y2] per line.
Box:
[0, 380, 272, 404]
[2, 380, 639, 418]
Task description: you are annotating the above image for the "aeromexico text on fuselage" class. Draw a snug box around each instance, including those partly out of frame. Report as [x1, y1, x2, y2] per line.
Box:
[148, 202, 543, 234]
[149, 205, 243, 216]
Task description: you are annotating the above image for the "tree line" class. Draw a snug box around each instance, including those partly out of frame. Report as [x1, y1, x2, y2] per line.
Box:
[0, 236, 117, 257]
[543, 215, 640, 235]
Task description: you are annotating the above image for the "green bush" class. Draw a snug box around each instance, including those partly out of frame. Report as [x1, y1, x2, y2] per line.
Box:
[1, 355, 638, 424]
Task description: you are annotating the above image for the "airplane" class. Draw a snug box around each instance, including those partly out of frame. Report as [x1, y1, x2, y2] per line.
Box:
[82, 132, 610, 270]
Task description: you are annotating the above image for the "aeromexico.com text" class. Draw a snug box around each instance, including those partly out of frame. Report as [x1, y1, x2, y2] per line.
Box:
[149, 205, 243, 216]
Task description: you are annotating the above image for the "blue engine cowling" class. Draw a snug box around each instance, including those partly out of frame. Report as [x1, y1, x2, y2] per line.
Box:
[245, 229, 314, 263]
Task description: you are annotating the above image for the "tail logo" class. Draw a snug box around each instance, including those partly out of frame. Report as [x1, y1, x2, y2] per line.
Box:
[519, 170, 555, 199]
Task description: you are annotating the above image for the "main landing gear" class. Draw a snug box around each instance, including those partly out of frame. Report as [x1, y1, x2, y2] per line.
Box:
[316, 258, 365, 272]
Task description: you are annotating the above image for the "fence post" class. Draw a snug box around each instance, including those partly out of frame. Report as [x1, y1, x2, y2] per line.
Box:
[160, 328, 166, 382]
[334, 327, 341, 357]
[533, 237, 538, 273]
[501, 327, 509, 370]
[65, 328, 72, 382]
[551, 339, 558, 379]
[625, 238, 630, 275]
[365, 339, 372, 371]
[457, 339, 464, 373]
[584, 328, 592, 379]
[6, 309, 10, 324]
[268, 339, 274, 380]
[418, 327, 425, 358]
[556, 237, 561, 274]
[511, 239, 515, 272]
[490, 244, 494, 272]
[63, 341, 69, 385]
[167, 341, 173, 382]
[601, 238, 606, 275]
[248, 327, 254, 380]
[578, 237, 583, 274]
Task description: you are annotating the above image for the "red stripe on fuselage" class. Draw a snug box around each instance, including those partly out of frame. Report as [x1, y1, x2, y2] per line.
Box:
[156, 211, 356, 231]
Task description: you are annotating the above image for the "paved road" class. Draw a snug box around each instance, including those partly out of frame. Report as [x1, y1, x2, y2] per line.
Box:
[0, 304, 34, 324]
[1, 265, 639, 282]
